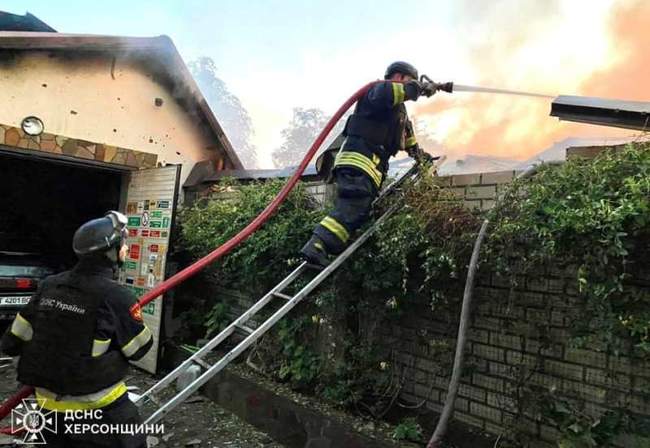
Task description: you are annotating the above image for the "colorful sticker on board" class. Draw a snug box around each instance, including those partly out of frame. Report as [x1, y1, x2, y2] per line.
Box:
[161, 231, 168, 238]
[149, 200, 157, 208]
[150, 244, 159, 253]
[151, 211, 163, 219]
[157, 200, 170, 209]
[127, 202, 138, 214]
[147, 274, 155, 288]
[141, 230, 150, 237]
[150, 230, 161, 238]
[137, 202, 144, 213]
[149, 220, 162, 228]
[124, 261, 137, 270]
[128, 217, 141, 227]
[162, 217, 170, 228]
[142, 211, 150, 227]
[144, 200, 150, 211]
[136, 277, 146, 287]
[142, 303, 155, 316]
[125, 277, 134, 285]
[128, 228, 138, 237]
[129, 244, 141, 260]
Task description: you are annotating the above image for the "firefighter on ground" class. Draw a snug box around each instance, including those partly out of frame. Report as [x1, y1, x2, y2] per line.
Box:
[301, 61, 435, 266]
[1, 211, 153, 448]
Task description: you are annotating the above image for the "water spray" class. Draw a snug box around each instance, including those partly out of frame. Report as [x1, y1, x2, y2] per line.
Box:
[453, 84, 553, 99]
[420, 74, 553, 99]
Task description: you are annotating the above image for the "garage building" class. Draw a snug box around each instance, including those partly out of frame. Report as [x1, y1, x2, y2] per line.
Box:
[0, 30, 243, 372]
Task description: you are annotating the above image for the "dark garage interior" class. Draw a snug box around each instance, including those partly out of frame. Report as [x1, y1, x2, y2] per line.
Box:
[0, 152, 124, 269]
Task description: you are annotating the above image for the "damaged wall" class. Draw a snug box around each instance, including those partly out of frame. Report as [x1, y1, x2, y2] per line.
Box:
[0, 50, 219, 184]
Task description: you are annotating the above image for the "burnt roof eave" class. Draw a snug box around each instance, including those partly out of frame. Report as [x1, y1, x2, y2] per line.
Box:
[550, 95, 650, 132]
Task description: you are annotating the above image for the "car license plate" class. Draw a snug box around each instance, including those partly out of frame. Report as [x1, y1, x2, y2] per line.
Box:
[0, 296, 31, 306]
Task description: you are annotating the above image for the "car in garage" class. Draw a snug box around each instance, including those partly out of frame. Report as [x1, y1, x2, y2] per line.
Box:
[0, 251, 57, 334]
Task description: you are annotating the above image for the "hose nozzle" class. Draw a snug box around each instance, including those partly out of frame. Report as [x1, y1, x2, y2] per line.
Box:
[420, 75, 454, 94]
[435, 81, 454, 93]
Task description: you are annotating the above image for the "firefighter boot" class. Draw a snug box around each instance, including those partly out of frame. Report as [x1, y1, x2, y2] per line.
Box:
[300, 235, 331, 268]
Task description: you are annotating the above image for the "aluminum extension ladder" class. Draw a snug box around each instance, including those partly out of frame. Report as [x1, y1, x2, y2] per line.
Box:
[135, 162, 424, 424]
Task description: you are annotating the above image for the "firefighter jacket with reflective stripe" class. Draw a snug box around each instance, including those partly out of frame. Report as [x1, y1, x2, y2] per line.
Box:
[1, 256, 153, 397]
[339, 80, 419, 187]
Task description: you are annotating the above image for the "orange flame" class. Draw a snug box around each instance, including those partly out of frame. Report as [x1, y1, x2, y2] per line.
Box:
[414, 0, 648, 161]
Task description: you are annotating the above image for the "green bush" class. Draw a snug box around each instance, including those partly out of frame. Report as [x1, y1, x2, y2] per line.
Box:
[179, 178, 323, 293]
[488, 143, 650, 352]
[276, 317, 321, 388]
[392, 417, 424, 442]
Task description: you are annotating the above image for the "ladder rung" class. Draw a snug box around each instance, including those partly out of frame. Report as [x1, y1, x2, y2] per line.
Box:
[191, 357, 211, 370]
[305, 263, 325, 271]
[273, 292, 293, 301]
[235, 324, 255, 335]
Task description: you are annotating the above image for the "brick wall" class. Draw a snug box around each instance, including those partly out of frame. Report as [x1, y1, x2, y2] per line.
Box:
[203, 180, 330, 205]
[434, 169, 519, 211]
[384, 272, 650, 446]
[304, 182, 331, 205]
[380, 169, 650, 447]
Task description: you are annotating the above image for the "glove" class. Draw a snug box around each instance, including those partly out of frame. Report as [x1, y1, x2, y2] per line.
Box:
[404, 79, 423, 100]
[420, 152, 435, 164]
[420, 82, 437, 98]
[407, 145, 434, 164]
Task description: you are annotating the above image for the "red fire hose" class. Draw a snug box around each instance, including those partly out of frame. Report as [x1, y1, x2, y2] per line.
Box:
[0, 81, 379, 431]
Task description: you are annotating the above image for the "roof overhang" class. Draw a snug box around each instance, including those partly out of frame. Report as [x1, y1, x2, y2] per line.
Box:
[183, 160, 321, 189]
[550, 95, 650, 131]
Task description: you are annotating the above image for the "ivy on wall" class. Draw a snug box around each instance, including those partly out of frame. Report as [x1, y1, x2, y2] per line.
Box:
[178, 143, 650, 445]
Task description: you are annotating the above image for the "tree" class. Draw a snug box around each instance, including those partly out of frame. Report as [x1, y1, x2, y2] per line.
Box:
[272, 108, 328, 168]
[272, 108, 350, 168]
[189, 57, 257, 168]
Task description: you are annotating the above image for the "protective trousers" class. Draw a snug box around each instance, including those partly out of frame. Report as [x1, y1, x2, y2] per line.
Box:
[313, 167, 378, 254]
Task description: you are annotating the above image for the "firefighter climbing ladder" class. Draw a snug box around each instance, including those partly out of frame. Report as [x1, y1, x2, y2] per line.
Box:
[135, 162, 426, 424]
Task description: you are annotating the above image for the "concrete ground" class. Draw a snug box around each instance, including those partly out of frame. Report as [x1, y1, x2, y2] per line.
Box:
[0, 362, 285, 448]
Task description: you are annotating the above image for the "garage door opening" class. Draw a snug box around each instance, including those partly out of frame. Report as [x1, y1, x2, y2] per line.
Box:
[0, 151, 125, 270]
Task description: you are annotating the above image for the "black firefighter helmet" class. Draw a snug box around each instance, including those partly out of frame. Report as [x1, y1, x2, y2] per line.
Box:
[384, 61, 418, 80]
[72, 211, 128, 257]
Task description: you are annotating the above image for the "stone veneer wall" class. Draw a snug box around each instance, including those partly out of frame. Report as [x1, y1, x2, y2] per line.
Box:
[0, 124, 157, 169]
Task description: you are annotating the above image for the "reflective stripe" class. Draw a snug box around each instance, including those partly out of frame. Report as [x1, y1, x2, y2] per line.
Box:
[320, 216, 350, 243]
[10, 313, 33, 342]
[36, 382, 127, 411]
[121, 326, 152, 358]
[334, 152, 383, 187]
[338, 153, 382, 186]
[392, 82, 405, 105]
[91, 338, 111, 357]
[406, 136, 417, 147]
